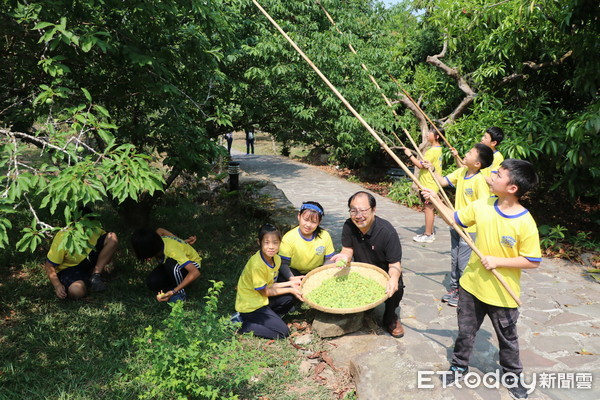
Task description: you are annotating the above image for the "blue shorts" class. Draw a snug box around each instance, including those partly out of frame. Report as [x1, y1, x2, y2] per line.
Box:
[57, 234, 106, 288]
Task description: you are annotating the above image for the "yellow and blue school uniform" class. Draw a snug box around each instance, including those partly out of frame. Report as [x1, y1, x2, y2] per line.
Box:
[46, 228, 105, 272]
[455, 197, 542, 308]
[235, 251, 281, 313]
[279, 228, 335, 274]
[160, 235, 202, 269]
[419, 146, 443, 192]
[445, 167, 490, 232]
[481, 150, 504, 177]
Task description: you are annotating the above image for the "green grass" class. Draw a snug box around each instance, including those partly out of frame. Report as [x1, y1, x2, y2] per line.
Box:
[0, 177, 344, 399]
[228, 131, 310, 159]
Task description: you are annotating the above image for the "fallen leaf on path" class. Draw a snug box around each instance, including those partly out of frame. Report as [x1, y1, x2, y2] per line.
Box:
[321, 352, 337, 371]
[576, 350, 599, 355]
[314, 362, 326, 376]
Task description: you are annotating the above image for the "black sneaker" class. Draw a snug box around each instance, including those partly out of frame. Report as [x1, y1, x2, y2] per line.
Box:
[504, 373, 529, 399]
[440, 365, 468, 387]
[89, 273, 107, 292]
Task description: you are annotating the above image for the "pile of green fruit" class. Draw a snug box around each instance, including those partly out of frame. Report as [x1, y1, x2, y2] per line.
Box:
[305, 272, 385, 309]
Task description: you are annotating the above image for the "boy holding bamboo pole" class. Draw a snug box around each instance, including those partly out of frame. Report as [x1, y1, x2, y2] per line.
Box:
[423, 143, 493, 306]
[423, 159, 541, 399]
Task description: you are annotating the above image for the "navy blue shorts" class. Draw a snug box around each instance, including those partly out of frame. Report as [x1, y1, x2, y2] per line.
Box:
[57, 234, 106, 288]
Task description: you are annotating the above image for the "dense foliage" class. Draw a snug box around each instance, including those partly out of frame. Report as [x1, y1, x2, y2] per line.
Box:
[1, 0, 598, 252]
[133, 281, 264, 400]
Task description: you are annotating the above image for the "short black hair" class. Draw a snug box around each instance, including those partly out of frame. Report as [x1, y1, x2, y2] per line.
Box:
[486, 127, 504, 145]
[347, 191, 376, 209]
[131, 228, 164, 260]
[500, 159, 538, 198]
[258, 223, 281, 242]
[474, 143, 494, 169]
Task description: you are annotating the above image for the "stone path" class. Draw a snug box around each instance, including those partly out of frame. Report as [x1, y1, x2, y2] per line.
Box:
[231, 152, 600, 400]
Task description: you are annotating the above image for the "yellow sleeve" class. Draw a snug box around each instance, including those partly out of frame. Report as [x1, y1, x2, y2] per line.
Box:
[279, 229, 296, 260]
[473, 175, 491, 201]
[454, 199, 479, 229]
[445, 167, 464, 187]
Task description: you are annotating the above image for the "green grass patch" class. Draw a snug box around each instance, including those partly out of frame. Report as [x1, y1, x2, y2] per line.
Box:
[0, 180, 341, 399]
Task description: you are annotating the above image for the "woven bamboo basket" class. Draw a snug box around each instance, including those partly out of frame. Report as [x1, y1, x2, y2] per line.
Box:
[301, 262, 390, 314]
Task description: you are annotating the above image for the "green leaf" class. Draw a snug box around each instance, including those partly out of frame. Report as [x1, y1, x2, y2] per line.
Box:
[32, 21, 54, 30]
[81, 87, 92, 102]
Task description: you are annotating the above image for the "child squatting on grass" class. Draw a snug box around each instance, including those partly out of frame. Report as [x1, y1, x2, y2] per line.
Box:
[234, 223, 303, 339]
[43, 208, 118, 300]
[422, 159, 542, 400]
[131, 227, 201, 303]
[278, 201, 336, 281]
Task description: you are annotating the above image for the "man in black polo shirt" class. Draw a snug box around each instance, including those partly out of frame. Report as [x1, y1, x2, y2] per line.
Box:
[331, 191, 405, 337]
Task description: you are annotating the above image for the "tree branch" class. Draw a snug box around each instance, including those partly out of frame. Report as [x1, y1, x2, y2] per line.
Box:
[524, 50, 573, 71]
[426, 35, 476, 123]
[396, 95, 429, 142]
[501, 50, 573, 85]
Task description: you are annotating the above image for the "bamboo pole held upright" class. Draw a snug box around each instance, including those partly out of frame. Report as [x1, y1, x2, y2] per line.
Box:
[315, 0, 454, 209]
[252, 0, 521, 306]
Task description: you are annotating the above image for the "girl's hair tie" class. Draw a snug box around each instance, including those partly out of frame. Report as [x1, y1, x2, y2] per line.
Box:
[300, 202, 324, 217]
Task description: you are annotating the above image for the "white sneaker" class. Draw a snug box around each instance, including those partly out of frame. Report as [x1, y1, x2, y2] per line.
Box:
[415, 234, 435, 243]
[412, 234, 425, 242]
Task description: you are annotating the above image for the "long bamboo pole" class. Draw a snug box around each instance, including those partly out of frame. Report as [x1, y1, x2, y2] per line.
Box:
[315, 0, 454, 209]
[252, 0, 521, 306]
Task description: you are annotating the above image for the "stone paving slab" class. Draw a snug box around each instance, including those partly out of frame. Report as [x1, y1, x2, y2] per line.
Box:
[232, 152, 600, 399]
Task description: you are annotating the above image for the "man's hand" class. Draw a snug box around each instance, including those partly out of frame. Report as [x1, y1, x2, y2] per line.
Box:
[385, 277, 399, 298]
[330, 253, 349, 266]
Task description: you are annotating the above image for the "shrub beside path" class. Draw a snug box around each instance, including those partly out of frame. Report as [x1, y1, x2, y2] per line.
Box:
[232, 152, 600, 400]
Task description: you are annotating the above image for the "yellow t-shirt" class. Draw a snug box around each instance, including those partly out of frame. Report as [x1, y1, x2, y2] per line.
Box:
[481, 151, 504, 177]
[419, 146, 443, 192]
[46, 228, 105, 272]
[279, 227, 335, 274]
[235, 251, 281, 313]
[160, 236, 202, 268]
[455, 197, 542, 308]
[445, 167, 491, 232]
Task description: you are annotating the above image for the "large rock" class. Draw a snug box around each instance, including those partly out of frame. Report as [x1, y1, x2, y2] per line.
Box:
[311, 311, 365, 338]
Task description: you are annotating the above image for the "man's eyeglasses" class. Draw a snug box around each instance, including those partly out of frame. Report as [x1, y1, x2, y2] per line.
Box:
[349, 207, 371, 217]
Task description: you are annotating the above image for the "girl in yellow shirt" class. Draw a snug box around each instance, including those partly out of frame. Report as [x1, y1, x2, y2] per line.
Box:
[234, 224, 303, 339]
[279, 201, 335, 279]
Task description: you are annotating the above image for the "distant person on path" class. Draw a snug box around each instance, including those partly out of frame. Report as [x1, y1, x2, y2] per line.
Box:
[422, 159, 541, 399]
[403, 126, 444, 244]
[479, 127, 505, 186]
[278, 201, 335, 281]
[43, 208, 118, 299]
[423, 143, 493, 307]
[245, 126, 255, 154]
[234, 224, 303, 339]
[330, 191, 405, 338]
[224, 132, 233, 154]
[131, 227, 201, 302]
